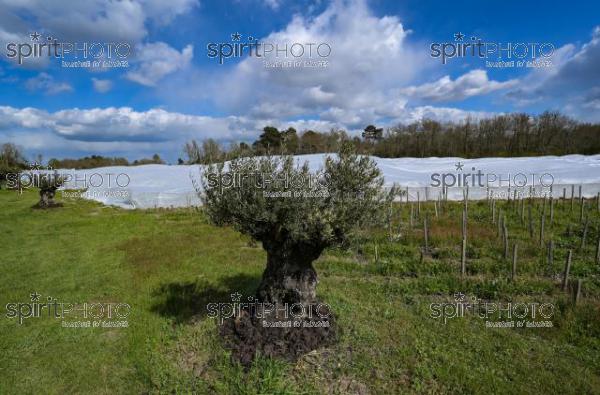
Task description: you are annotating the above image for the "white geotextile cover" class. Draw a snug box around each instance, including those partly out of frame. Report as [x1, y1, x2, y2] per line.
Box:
[51, 154, 600, 209]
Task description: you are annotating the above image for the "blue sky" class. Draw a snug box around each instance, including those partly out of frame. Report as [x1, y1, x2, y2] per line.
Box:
[0, 0, 599, 162]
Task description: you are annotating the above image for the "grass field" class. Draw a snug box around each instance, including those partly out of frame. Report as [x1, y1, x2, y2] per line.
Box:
[0, 189, 599, 394]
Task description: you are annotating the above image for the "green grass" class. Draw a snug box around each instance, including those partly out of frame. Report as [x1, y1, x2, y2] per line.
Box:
[0, 189, 599, 394]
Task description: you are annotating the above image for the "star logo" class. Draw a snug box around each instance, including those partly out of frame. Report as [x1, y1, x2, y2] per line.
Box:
[231, 32, 242, 41]
[230, 292, 242, 302]
[30, 31, 41, 41]
[455, 161, 464, 171]
[30, 291, 41, 302]
[454, 292, 465, 302]
[454, 32, 465, 41]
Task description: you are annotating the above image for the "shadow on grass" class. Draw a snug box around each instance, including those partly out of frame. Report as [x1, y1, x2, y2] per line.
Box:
[150, 273, 261, 323]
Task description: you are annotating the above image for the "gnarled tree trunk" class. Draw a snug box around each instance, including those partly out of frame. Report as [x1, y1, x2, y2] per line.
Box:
[256, 242, 324, 305]
[220, 240, 336, 366]
[38, 187, 57, 208]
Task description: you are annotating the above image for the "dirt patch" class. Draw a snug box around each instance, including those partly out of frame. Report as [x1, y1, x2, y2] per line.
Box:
[218, 305, 339, 368]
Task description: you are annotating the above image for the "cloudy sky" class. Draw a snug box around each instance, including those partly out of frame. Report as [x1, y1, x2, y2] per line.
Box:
[0, 0, 599, 162]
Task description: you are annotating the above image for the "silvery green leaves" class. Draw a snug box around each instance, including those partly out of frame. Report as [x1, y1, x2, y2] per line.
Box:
[200, 143, 396, 250]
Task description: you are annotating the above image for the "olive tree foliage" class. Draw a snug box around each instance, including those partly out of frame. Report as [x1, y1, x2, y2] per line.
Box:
[200, 143, 396, 304]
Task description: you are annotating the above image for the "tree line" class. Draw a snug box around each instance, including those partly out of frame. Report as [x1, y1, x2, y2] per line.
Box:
[182, 111, 600, 164]
[0, 145, 166, 187]
[47, 154, 165, 169]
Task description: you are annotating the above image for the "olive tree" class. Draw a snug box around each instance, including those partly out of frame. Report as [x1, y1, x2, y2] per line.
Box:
[32, 172, 64, 208]
[201, 143, 394, 306]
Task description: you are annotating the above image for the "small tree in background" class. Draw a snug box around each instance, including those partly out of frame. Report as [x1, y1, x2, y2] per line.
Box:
[201, 139, 222, 163]
[281, 127, 299, 153]
[362, 124, 383, 141]
[183, 139, 223, 164]
[184, 140, 202, 164]
[0, 143, 26, 189]
[33, 172, 65, 209]
[252, 126, 283, 154]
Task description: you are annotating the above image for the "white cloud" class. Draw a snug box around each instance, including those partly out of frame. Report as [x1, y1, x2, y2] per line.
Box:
[25, 73, 72, 94]
[505, 26, 600, 121]
[319, 101, 495, 127]
[4, 106, 277, 160]
[249, 101, 309, 119]
[305, 85, 336, 104]
[0, 28, 50, 68]
[401, 70, 518, 102]
[161, 0, 493, 130]
[0, 105, 254, 159]
[0, 106, 255, 143]
[91, 78, 113, 93]
[196, 0, 426, 124]
[50, 107, 236, 141]
[0, 106, 51, 129]
[0, 0, 198, 72]
[126, 43, 194, 86]
[392, 105, 497, 124]
[0, 0, 198, 43]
